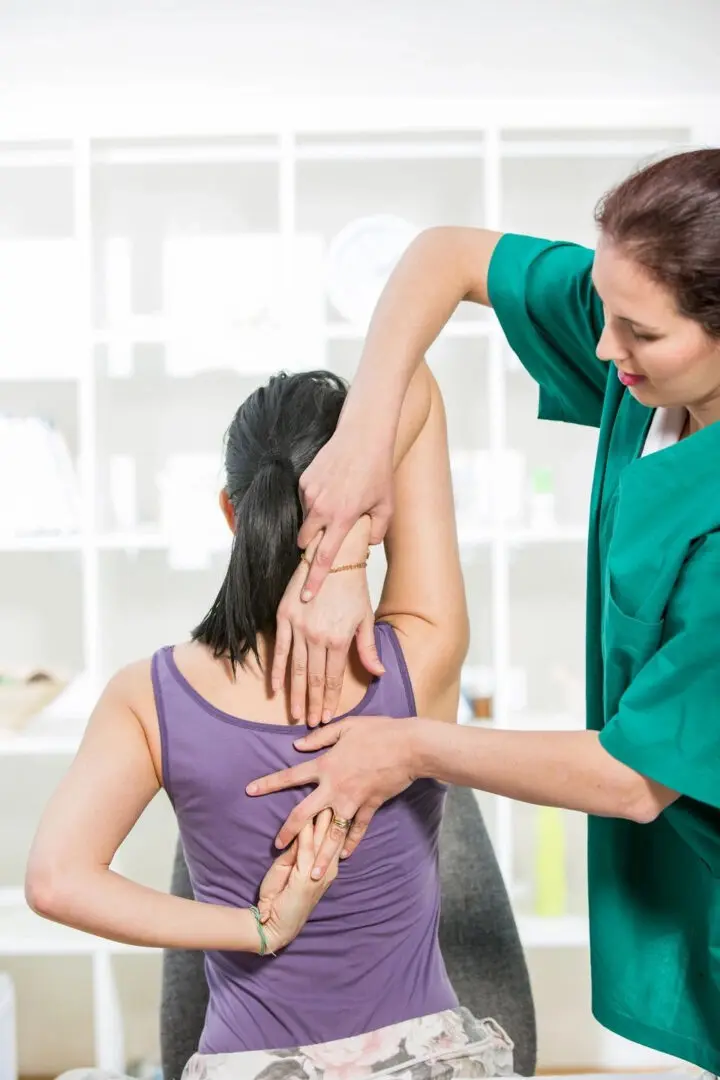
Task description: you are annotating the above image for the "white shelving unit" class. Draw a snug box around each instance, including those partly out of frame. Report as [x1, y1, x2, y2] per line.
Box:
[1, 98, 718, 1070]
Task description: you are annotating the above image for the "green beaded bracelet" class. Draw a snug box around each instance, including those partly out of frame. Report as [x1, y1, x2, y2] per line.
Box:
[250, 904, 274, 957]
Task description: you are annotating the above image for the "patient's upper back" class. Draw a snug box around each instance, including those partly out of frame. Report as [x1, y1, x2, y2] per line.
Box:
[152, 621, 445, 922]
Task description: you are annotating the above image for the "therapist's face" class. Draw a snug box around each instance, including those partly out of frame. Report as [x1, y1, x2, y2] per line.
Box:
[593, 236, 720, 414]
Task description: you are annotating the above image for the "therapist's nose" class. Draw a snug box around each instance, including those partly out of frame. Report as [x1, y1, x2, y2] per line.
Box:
[596, 323, 630, 364]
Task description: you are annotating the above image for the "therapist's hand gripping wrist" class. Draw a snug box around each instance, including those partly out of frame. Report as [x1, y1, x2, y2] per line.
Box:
[297, 409, 396, 602]
[246, 715, 419, 879]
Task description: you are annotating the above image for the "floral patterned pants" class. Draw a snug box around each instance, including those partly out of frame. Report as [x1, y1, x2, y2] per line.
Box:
[182, 1008, 515, 1080]
[55, 1008, 516, 1080]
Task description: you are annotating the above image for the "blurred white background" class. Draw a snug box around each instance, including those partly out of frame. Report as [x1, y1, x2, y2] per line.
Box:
[0, 0, 719, 102]
[0, 2, 719, 1077]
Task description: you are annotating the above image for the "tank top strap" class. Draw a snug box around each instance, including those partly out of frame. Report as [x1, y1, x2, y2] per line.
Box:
[150, 646, 175, 801]
[366, 621, 417, 719]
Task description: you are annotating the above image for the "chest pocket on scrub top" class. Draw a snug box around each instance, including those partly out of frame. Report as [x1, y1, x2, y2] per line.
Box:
[602, 583, 664, 721]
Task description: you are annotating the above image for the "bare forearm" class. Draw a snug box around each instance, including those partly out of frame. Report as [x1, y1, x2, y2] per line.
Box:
[26, 868, 260, 952]
[325, 364, 431, 562]
[342, 227, 501, 441]
[410, 721, 676, 822]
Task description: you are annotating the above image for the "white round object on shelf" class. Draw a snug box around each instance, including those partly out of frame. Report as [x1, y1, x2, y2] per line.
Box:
[325, 214, 421, 326]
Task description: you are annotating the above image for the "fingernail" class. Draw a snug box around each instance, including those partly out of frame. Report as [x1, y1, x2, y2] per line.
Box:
[294, 736, 308, 748]
[301, 589, 312, 602]
[271, 680, 279, 694]
[246, 783, 258, 795]
[322, 710, 331, 724]
[311, 867, 322, 880]
[341, 849, 349, 859]
[308, 715, 317, 727]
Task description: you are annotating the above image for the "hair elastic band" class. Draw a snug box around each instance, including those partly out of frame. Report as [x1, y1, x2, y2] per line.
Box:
[249, 904, 275, 957]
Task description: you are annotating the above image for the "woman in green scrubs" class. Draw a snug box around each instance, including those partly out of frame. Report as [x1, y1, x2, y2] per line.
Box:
[249, 148, 720, 1073]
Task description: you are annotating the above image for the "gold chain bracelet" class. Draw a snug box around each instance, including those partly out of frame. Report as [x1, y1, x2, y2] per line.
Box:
[300, 548, 370, 574]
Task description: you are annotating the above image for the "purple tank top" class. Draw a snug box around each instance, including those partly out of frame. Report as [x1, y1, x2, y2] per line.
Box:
[152, 622, 457, 1053]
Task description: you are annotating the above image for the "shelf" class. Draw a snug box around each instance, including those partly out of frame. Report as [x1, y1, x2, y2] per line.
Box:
[458, 525, 587, 546]
[96, 532, 230, 555]
[0, 369, 80, 384]
[500, 138, 670, 159]
[0, 532, 224, 555]
[0, 891, 154, 956]
[89, 138, 488, 166]
[296, 139, 486, 162]
[0, 534, 82, 553]
[64, 138, 676, 168]
[0, 146, 74, 168]
[0, 672, 100, 756]
[96, 531, 171, 551]
[92, 142, 280, 166]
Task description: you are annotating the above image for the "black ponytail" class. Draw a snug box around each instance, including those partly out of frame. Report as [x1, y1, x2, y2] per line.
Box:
[192, 371, 347, 670]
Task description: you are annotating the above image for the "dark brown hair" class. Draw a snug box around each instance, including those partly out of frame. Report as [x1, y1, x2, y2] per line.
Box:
[595, 148, 720, 337]
[192, 370, 347, 670]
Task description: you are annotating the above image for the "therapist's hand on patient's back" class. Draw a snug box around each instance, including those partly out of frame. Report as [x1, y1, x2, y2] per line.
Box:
[297, 423, 395, 600]
[247, 715, 418, 878]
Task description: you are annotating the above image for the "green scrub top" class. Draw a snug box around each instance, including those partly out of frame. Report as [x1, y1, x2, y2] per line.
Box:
[488, 233, 720, 1073]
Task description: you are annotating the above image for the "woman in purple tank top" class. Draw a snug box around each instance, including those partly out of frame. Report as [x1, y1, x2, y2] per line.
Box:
[26, 366, 515, 1078]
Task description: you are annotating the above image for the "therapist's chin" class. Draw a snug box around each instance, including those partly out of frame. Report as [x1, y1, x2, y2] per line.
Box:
[623, 380, 653, 404]
[626, 380, 673, 407]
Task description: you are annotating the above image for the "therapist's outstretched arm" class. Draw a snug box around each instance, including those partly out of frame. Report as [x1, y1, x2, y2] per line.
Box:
[247, 716, 678, 878]
[298, 227, 502, 598]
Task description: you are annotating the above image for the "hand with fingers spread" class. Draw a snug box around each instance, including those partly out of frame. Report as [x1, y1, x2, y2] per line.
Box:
[271, 519, 385, 727]
[247, 715, 421, 880]
[255, 809, 340, 953]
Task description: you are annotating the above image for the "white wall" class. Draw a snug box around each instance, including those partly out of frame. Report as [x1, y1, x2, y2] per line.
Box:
[0, 0, 718, 107]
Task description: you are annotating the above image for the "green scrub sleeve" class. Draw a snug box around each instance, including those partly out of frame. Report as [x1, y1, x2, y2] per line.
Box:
[487, 233, 608, 427]
[600, 532, 720, 866]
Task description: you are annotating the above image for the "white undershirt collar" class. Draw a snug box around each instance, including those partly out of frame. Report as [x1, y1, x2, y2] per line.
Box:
[641, 406, 687, 457]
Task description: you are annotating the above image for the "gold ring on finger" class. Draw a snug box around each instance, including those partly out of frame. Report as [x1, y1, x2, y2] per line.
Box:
[332, 816, 353, 831]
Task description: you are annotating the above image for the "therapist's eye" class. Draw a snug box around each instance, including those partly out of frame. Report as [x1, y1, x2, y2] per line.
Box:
[630, 328, 660, 343]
